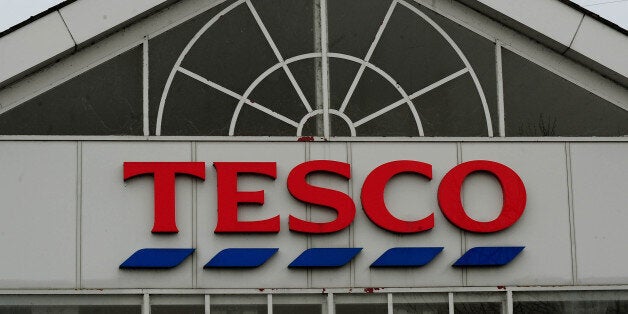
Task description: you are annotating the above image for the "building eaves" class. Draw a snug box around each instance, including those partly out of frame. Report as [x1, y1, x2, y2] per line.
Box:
[556, 0, 627, 36]
[0, 0, 78, 39]
[0, 0, 179, 88]
[0, 0, 626, 88]
[456, 0, 627, 86]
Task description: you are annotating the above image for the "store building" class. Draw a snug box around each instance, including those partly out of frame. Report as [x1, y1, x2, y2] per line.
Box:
[0, 0, 627, 313]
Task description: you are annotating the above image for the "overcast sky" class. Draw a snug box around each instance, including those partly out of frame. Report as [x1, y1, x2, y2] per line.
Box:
[0, 0, 626, 32]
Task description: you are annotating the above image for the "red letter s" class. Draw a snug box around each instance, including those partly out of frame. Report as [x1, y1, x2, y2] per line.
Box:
[287, 160, 355, 233]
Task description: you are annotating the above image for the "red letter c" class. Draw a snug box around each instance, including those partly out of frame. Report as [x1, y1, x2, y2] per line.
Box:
[361, 160, 434, 233]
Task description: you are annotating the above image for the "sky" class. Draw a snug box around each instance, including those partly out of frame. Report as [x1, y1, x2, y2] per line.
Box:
[0, 0, 626, 32]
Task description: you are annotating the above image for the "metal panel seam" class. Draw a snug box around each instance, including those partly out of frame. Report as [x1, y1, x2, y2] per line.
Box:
[565, 142, 578, 285]
[75, 141, 83, 289]
[563, 13, 585, 55]
[456, 142, 467, 287]
[57, 10, 78, 48]
[192, 141, 198, 288]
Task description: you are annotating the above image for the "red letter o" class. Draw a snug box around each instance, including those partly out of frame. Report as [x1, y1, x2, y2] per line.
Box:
[437, 160, 526, 233]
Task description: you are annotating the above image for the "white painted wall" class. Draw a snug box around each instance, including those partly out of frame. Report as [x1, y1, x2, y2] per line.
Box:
[0, 141, 626, 289]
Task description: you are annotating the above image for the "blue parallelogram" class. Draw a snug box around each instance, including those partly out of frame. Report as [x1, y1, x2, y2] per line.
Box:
[453, 246, 524, 267]
[371, 247, 444, 267]
[289, 248, 362, 268]
[120, 248, 195, 269]
[204, 248, 278, 268]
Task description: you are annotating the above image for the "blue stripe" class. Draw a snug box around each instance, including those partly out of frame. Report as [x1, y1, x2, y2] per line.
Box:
[453, 246, 524, 267]
[204, 248, 278, 268]
[289, 248, 362, 268]
[371, 247, 443, 267]
[120, 248, 195, 269]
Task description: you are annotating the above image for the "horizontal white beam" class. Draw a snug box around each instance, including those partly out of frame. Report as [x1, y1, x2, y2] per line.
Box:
[0, 11, 75, 86]
[59, 0, 174, 46]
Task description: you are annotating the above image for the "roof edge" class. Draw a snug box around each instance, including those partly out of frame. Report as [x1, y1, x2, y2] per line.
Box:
[0, 0, 626, 89]
[556, 0, 627, 36]
[0, 0, 79, 39]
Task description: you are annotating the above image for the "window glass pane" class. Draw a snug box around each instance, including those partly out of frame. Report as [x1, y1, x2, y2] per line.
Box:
[0, 47, 143, 135]
[160, 2, 279, 136]
[328, 0, 396, 57]
[0, 295, 142, 314]
[453, 292, 504, 314]
[393, 293, 449, 314]
[341, 66, 419, 137]
[211, 304, 267, 314]
[210, 295, 267, 314]
[273, 294, 325, 314]
[513, 290, 628, 314]
[151, 305, 204, 314]
[148, 0, 236, 135]
[252, 0, 316, 59]
[154, 0, 318, 137]
[335, 294, 387, 314]
[368, 1, 492, 137]
[148, 0, 501, 137]
[289, 58, 321, 136]
[0, 306, 141, 314]
[243, 69, 309, 134]
[408, 1, 498, 136]
[151, 294, 204, 314]
[503, 49, 628, 136]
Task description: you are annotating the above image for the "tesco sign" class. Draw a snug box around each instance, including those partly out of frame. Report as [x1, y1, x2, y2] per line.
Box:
[124, 160, 526, 235]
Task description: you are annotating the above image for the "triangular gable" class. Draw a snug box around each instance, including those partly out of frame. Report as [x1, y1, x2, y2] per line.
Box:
[0, 0, 626, 137]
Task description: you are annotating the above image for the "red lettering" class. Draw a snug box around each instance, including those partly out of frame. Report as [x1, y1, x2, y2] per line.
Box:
[361, 160, 434, 233]
[287, 160, 355, 233]
[214, 162, 279, 233]
[437, 160, 526, 233]
[123, 162, 206, 233]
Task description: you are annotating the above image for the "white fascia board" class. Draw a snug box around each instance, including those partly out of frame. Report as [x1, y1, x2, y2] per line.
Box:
[457, 0, 627, 86]
[458, 0, 584, 49]
[59, 0, 174, 46]
[567, 16, 628, 83]
[0, 11, 76, 86]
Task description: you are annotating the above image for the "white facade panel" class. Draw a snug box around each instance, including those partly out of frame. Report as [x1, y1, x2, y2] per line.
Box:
[0, 142, 77, 288]
[81, 142, 194, 288]
[0, 12, 75, 86]
[0, 140, 625, 291]
[351, 143, 462, 287]
[195, 142, 308, 288]
[309, 143, 353, 288]
[59, 0, 171, 46]
[571, 143, 628, 285]
[461, 143, 573, 286]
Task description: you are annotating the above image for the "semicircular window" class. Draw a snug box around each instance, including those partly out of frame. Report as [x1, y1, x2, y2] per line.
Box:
[2, 0, 626, 137]
[155, 0, 497, 137]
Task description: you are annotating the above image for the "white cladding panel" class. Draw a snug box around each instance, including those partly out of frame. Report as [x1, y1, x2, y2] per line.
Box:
[461, 143, 573, 286]
[571, 143, 628, 285]
[0, 142, 77, 288]
[195, 142, 308, 288]
[0, 141, 626, 289]
[351, 143, 462, 287]
[308, 143, 352, 288]
[81, 142, 193, 288]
